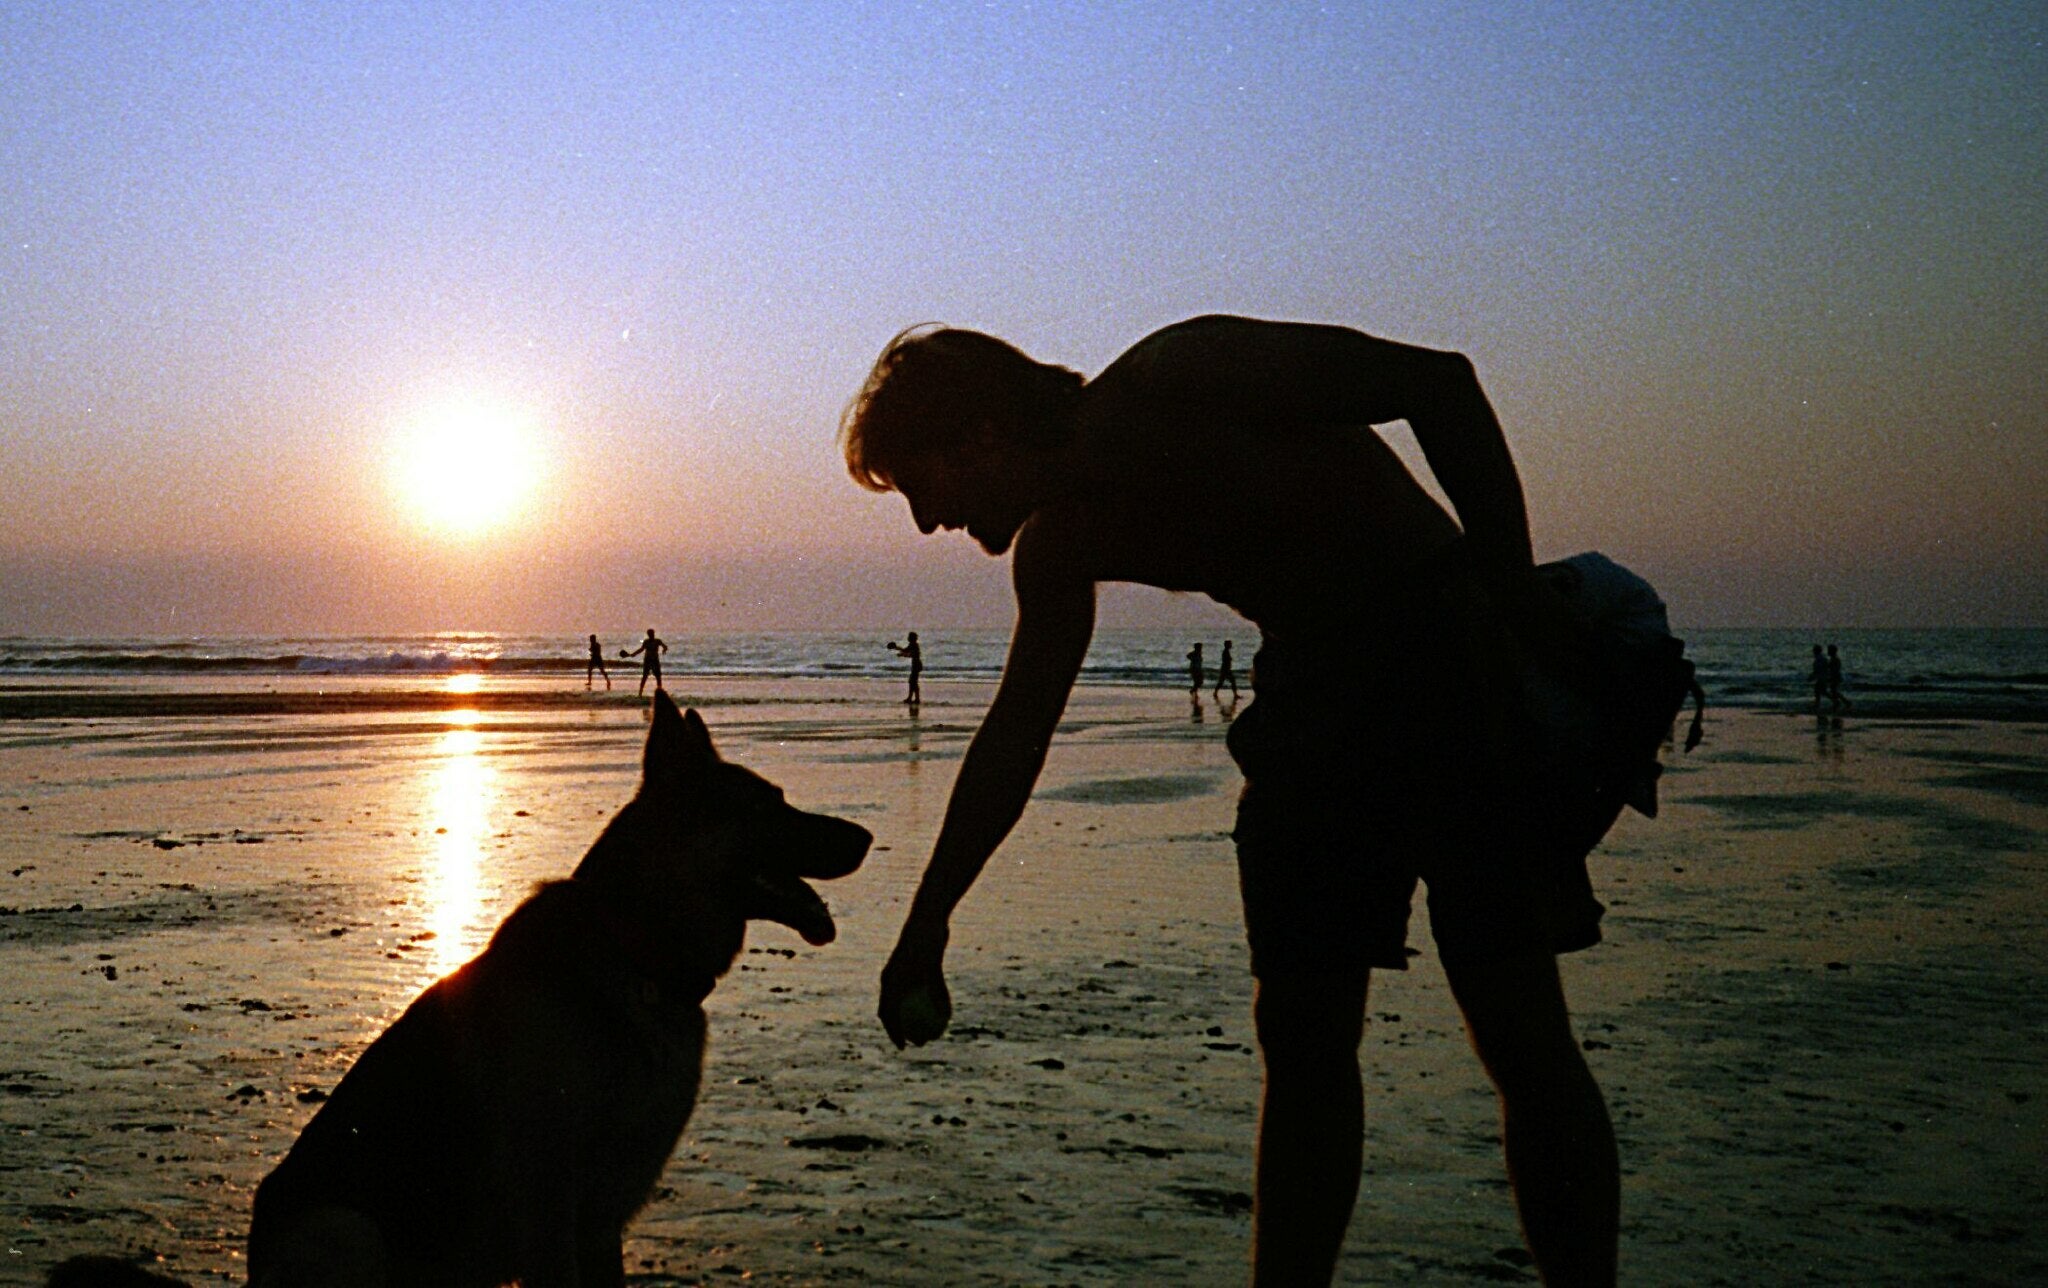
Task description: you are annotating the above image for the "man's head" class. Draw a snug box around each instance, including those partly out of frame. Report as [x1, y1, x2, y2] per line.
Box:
[841, 325, 1082, 555]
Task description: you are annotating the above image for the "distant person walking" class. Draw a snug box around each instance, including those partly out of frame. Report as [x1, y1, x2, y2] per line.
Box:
[1186, 642, 1204, 695]
[1811, 645, 1829, 714]
[887, 631, 925, 705]
[585, 634, 612, 690]
[1213, 639, 1240, 700]
[620, 628, 668, 694]
[1826, 643, 1851, 712]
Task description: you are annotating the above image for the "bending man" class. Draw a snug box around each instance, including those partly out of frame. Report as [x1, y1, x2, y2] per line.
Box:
[844, 315, 1619, 1285]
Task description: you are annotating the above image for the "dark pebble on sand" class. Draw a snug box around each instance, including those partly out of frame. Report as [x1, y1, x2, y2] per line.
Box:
[787, 1133, 890, 1152]
[238, 999, 272, 1012]
[296, 1088, 328, 1103]
[1029, 1057, 1066, 1070]
[1826, 961, 1850, 971]
[152, 838, 183, 850]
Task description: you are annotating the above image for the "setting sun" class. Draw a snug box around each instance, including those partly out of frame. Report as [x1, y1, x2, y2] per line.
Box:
[389, 399, 545, 539]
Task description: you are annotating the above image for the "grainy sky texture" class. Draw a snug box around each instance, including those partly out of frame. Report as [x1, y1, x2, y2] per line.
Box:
[3, 1, 2042, 633]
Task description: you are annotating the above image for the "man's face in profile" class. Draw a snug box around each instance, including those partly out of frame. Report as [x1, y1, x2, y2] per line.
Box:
[889, 433, 1033, 557]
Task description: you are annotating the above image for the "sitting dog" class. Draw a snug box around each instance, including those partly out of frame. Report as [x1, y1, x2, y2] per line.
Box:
[52, 692, 870, 1287]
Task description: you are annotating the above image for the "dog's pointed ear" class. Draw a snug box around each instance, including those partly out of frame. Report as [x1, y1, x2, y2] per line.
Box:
[645, 692, 718, 785]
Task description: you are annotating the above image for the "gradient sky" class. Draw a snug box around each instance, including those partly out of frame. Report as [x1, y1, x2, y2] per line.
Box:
[3, 1, 2042, 634]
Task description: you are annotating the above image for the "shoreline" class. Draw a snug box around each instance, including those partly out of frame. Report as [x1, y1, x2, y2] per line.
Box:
[3, 674, 2042, 724]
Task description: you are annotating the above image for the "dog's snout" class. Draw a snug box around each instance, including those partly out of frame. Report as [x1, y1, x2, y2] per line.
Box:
[792, 811, 871, 879]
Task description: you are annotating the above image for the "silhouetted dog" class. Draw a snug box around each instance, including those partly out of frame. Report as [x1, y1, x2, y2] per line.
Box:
[53, 692, 870, 1287]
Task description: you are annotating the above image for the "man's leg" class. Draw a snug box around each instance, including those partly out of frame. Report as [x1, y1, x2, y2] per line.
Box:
[1442, 947, 1618, 1286]
[1249, 970, 1369, 1287]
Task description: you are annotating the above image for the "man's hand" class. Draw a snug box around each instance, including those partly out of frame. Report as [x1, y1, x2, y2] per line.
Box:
[879, 926, 953, 1049]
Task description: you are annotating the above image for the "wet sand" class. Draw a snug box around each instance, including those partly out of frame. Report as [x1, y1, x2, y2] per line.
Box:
[2, 678, 2044, 1284]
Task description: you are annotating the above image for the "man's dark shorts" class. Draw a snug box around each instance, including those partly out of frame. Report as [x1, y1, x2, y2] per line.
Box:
[1227, 570, 1610, 979]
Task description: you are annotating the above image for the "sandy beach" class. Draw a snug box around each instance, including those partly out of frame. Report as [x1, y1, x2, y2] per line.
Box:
[3, 677, 2044, 1285]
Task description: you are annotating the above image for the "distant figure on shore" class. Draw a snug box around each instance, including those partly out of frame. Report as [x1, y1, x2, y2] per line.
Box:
[847, 316, 1629, 1284]
[1826, 643, 1852, 712]
[887, 632, 924, 705]
[1811, 644, 1829, 713]
[1213, 639, 1240, 699]
[1186, 642, 1204, 695]
[620, 628, 668, 694]
[585, 635, 612, 690]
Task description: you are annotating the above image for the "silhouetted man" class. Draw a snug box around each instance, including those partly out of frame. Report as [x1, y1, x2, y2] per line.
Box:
[888, 631, 925, 705]
[844, 316, 1620, 1285]
[1215, 639, 1240, 700]
[1811, 644, 1829, 714]
[1187, 641, 1205, 695]
[620, 628, 667, 694]
[586, 634, 612, 690]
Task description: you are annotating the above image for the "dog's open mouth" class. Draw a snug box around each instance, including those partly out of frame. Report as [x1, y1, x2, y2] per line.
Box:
[743, 871, 838, 945]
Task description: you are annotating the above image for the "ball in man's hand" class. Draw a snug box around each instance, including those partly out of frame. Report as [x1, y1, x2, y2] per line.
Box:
[898, 985, 949, 1045]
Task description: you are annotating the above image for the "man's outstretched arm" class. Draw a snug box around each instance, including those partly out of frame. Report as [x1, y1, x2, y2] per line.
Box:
[880, 532, 1095, 1046]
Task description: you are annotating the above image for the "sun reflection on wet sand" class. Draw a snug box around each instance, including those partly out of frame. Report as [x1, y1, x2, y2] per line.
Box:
[423, 724, 494, 975]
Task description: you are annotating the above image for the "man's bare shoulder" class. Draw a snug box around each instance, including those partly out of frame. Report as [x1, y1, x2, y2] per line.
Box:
[1010, 507, 1111, 594]
[1093, 314, 1274, 388]
[1089, 314, 1394, 413]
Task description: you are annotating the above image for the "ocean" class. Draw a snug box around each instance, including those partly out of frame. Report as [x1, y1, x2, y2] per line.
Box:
[1, 627, 2044, 720]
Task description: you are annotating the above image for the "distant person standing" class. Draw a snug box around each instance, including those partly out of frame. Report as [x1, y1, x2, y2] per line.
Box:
[1826, 643, 1851, 712]
[1810, 645, 1829, 714]
[887, 631, 925, 705]
[1186, 642, 1204, 695]
[585, 634, 612, 690]
[1213, 639, 1240, 700]
[620, 628, 668, 694]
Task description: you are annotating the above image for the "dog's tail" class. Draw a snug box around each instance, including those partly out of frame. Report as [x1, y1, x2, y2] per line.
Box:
[47, 1255, 192, 1288]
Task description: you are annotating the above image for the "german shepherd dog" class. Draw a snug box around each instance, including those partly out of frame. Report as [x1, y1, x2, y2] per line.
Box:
[52, 692, 870, 1287]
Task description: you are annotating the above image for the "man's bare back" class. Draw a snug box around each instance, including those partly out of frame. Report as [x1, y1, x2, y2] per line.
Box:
[1024, 317, 1470, 639]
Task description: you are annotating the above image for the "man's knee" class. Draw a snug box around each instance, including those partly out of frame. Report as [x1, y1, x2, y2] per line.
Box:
[1442, 950, 1591, 1093]
[1252, 973, 1368, 1064]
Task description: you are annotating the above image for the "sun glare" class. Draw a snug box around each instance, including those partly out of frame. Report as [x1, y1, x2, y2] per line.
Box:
[391, 399, 545, 538]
